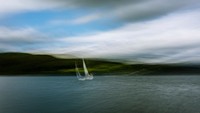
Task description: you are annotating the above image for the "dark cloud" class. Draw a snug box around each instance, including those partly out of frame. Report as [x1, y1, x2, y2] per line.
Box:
[67, 0, 142, 7]
[121, 0, 200, 22]
[47, 0, 143, 7]
[48, 0, 200, 22]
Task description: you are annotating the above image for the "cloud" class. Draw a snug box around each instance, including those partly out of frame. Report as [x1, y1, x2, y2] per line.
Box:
[40, 9, 200, 64]
[0, 0, 68, 18]
[108, 0, 200, 22]
[54, 0, 200, 23]
[0, 27, 44, 43]
[0, 27, 49, 51]
[1, 0, 200, 64]
[2, 0, 199, 23]
[50, 13, 102, 25]
[46, 0, 200, 26]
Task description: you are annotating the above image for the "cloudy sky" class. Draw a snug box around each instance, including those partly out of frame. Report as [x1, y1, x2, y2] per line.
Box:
[0, 0, 200, 64]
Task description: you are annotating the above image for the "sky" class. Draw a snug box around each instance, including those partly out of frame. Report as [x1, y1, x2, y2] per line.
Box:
[0, 0, 200, 64]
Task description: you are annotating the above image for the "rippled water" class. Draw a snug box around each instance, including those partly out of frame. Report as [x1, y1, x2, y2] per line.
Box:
[0, 75, 200, 113]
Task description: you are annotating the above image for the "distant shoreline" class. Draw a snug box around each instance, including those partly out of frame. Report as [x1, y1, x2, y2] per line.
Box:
[1, 52, 200, 76]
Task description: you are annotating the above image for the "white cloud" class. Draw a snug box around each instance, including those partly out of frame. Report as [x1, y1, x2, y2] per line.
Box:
[1, 0, 200, 64]
[50, 13, 102, 25]
[48, 0, 200, 25]
[1, 0, 200, 24]
[70, 13, 102, 24]
[61, 0, 200, 22]
[0, 0, 68, 18]
[41, 9, 200, 63]
[0, 27, 45, 42]
[0, 26, 49, 52]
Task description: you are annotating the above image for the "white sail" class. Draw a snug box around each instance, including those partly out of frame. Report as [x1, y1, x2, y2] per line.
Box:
[83, 59, 93, 80]
[83, 59, 89, 77]
[75, 59, 93, 80]
[75, 62, 85, 80]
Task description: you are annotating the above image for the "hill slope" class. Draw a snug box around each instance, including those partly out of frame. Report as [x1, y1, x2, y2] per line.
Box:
[0, 52, 200, 75]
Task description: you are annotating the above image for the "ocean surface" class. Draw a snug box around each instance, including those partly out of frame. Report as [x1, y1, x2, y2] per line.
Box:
[0, 75, 199, 113]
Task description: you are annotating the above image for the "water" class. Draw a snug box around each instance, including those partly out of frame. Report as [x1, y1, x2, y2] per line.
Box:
[0, 76, 200, 113]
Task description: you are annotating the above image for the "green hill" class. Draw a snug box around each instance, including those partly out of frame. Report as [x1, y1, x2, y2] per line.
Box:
[0, 52, 122, 75]
[0, 52, 200, 75]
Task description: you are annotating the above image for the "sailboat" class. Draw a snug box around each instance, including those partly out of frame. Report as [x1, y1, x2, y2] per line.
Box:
[75, 59, 94, 80]
[75, 63, 86, 81]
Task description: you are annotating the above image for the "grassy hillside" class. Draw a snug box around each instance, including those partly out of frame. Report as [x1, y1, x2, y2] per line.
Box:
[0, 52, 200, 75]
[0, 52, 123, 75]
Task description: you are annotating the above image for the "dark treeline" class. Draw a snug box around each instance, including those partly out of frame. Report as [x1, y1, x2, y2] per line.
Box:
[0, 52, 200, 75]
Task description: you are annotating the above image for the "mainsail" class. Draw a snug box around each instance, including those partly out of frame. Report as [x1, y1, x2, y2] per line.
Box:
[83, 59, 89, 77]
[75, 59, 93, 80]
[75, 62, 85, 80]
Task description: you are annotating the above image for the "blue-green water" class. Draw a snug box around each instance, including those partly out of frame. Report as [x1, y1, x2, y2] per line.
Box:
[0, 76, 200, 113]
